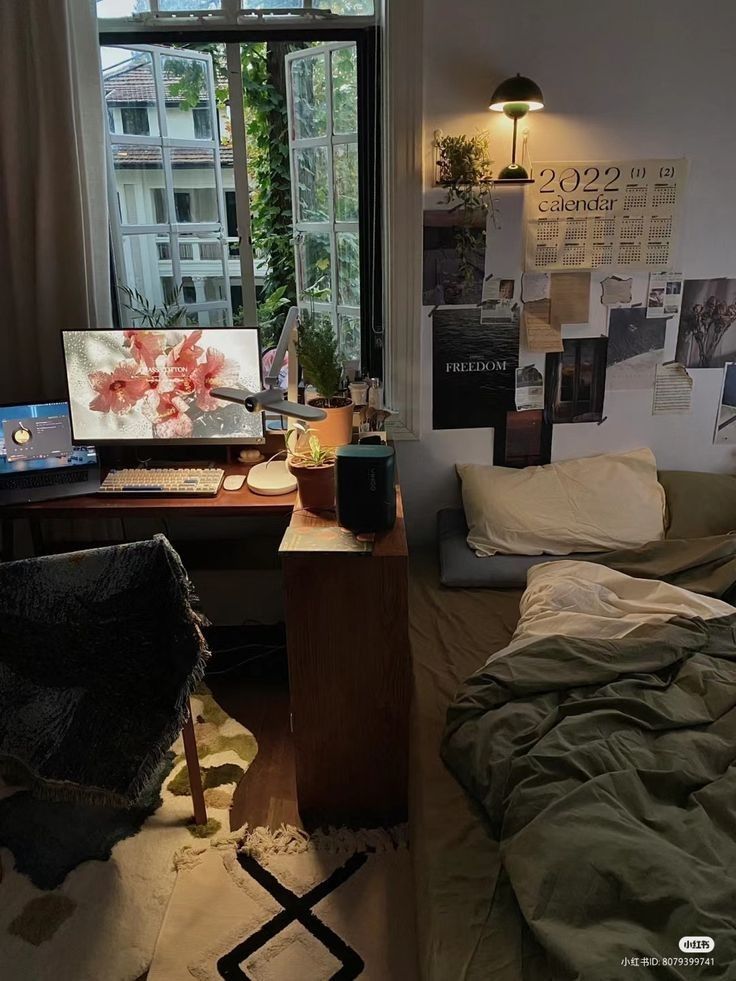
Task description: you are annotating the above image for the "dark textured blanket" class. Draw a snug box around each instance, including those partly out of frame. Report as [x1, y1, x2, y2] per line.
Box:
[442, 537, 736, 980]
[0, 535, 208, 806]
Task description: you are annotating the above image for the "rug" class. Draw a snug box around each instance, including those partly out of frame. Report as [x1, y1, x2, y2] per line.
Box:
[0, 686, 257, 981]
[148, 825, 418, 980]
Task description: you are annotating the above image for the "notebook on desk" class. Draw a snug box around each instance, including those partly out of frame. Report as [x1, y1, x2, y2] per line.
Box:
[279, 525, 374, 554]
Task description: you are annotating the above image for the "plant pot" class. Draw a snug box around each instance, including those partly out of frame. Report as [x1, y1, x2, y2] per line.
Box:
[306, 397, 354, 449]
[287, 460, 335, 511]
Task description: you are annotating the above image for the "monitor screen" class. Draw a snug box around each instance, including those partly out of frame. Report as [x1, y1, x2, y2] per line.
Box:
[62, 329, 264, 445]
[0, 402, 97, 476]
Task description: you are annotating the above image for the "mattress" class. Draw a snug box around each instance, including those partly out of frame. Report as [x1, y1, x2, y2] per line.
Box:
[408, 550, 521, 981]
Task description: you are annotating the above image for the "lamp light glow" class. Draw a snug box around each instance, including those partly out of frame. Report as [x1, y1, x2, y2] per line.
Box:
[489, 73, 544, 180]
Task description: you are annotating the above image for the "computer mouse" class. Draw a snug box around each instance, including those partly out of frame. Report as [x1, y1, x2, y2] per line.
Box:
[223, 474, 246, 492]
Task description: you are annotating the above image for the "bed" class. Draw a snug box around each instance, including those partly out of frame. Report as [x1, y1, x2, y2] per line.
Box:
[408, 469, 736, 981]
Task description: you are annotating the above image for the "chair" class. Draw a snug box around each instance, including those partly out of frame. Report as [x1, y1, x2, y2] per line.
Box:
[0, 535, 207, 823]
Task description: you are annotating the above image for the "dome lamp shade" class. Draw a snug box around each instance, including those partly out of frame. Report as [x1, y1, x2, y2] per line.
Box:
[489, 74, 544, 114]
[489, 74, 544, 181]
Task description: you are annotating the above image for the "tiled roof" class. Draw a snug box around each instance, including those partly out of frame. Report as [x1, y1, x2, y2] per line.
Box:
[104, 58, 203, 106]
[112, 145, 234, 167]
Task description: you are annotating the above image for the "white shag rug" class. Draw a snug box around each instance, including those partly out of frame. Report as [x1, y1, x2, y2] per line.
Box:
[149, 825, 419, 980]
[0, 688, 257, 981]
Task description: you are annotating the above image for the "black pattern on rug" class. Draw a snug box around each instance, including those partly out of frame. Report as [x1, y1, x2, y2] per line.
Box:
[217, 850, 371, 980]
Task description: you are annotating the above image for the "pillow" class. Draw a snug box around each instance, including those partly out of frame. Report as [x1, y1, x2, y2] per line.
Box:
[437, 508, 608, 587]
[658, 470, 736, 539]
[457, 448, 666, 557]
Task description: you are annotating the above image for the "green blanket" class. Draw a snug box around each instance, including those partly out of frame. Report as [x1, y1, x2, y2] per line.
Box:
[442, 537, 736, 980]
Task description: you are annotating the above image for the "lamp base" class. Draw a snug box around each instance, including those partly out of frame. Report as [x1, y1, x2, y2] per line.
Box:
[246, 460, 297, 496]
[497, 161, 529, 180]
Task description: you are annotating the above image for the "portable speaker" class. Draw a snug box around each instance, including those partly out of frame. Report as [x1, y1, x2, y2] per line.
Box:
[335, 445, 396, 533]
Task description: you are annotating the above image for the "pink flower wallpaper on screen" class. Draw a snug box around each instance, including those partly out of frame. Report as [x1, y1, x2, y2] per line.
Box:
[63, 330, 262, 442]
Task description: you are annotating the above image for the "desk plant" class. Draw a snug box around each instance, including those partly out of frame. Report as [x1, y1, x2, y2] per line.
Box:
[296, 315, 354, 447]
[287, 432, 336, 511]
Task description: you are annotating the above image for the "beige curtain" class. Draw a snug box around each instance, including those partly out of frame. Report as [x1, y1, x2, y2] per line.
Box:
[0, 0, 111, 404]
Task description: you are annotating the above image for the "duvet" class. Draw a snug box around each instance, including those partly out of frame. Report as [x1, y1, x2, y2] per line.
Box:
[442, 537, 736, 981]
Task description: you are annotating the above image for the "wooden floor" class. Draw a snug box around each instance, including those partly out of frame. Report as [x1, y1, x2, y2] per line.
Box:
[207, 672, 302, 831]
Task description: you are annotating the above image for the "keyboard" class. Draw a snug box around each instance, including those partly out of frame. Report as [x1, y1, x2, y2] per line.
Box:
[1, 469, 89, 490]
[98, 468, 225, 497]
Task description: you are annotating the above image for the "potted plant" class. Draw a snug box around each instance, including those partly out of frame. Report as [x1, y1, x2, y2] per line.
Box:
[434, 132, 497, 285]
[287, 432, 336, 511]
[297, 316, 354, 447]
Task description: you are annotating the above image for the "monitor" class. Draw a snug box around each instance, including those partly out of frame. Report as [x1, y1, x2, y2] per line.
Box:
[62, 329, 264, 445]
[0, 401, 97, 475]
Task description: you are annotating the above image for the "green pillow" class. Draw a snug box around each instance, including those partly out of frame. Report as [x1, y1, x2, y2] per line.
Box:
[659, 470, 736, 539]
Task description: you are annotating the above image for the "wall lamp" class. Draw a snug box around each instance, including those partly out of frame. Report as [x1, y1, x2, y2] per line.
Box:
[489, 73, 544, 181]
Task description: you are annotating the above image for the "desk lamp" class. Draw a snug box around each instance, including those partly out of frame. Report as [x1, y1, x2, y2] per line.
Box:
[489, 74, 544, 181]
[212, 306, 327, 496]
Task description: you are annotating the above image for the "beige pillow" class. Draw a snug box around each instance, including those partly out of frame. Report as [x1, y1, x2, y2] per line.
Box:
[457, 448, 666, 556]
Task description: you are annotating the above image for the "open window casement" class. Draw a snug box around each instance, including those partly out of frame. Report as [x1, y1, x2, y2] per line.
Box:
[103, 44, 233, 327]
[285, 42, 362, 368]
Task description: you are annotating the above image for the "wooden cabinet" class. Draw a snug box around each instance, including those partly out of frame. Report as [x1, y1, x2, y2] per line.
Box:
[281, 489, 410, 828]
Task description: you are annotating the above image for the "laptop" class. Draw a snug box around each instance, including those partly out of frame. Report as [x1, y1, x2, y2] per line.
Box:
[0, 401, 100, 505]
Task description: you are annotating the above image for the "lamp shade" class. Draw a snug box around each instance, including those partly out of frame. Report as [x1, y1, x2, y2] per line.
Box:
[489, 74, 544, 112]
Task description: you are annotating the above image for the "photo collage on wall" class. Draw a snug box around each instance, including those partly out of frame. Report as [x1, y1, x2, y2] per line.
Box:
[425, 156, 730, 460]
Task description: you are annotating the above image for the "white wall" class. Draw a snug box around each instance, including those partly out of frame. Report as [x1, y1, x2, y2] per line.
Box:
[397, 0, 736, 545]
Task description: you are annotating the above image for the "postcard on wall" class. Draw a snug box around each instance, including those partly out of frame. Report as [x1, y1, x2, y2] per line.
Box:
[432, 307, 518, 430]
[652, 362, 692, 415]
[550, 271, 591, 327]
[545, 337, 608, 424]
[600, 275, 633, 306]
[521, 272, 551, 303]
[515, 365, 544, 411]
[523, 159, 688, 271]
[674, 278, 736, 368]
[493, 410, 552, 468]
[714, 363, 736, 443]
[423, 209, 486, 306]
[647, 272, 683, 318]
[606, 307, 667, 390]
[523, 300, 563, 352]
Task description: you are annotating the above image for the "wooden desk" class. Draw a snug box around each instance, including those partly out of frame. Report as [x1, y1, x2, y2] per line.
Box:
[280, 489, 410, 828]
[0, 463, 296, 561]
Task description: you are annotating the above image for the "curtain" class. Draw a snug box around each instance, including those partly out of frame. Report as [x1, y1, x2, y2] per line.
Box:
[0, 0, 111, 404]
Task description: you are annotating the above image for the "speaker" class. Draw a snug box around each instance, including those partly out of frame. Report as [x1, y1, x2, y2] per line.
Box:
[335, 445, 396, 533]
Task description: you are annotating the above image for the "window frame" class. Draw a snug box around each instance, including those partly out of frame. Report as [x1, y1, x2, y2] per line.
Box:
[100, 23, 383, 378]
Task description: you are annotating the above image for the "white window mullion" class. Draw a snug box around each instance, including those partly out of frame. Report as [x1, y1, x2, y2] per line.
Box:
[225, 42, 258, 326]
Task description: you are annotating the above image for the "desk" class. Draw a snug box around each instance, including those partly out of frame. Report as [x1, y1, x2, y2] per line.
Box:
[281, 489, 410, 827]
[0, 463, 296, 561]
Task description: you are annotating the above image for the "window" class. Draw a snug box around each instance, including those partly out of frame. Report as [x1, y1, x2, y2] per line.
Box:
[108, 108, 116, 133]
[103, 45, 232, 326]
[545, 338, 608, 423]
[193, 107, 212, 140]
[174, 191, 192, 223]
[121, 106, 150, 135]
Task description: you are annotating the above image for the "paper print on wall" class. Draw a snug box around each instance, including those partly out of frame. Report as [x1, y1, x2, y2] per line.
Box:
[432, 307, 518, 430]
[714, 363, 736, 443]
[524, 159, 687, 271]
[647, 272, 683, 318]
[675, 279, 736, 368]
[515, 365, 544, 411]
[600, 276, 633, 306]
[652, 362, 693, 415]
[423, 210, 486, 306]
[493, 410, 552, 468]
[605, 307, 667, 390]
[544, 337, 607, 424]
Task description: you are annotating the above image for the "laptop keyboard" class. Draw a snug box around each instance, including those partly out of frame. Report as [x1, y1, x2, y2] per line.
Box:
[2, 469, 90, 490]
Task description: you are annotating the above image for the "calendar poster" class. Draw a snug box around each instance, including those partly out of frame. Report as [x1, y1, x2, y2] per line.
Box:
[524, 159, 687, 272]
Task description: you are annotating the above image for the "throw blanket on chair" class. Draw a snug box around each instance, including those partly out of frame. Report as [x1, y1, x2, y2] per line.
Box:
[0, 535, 208, 806]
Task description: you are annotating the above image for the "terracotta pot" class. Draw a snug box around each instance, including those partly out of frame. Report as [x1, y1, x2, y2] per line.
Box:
[306, 397, 354, 449]
[288, 460, 335, 511]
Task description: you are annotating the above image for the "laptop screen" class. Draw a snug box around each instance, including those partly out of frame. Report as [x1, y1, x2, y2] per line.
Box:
[0, 402, 97, 476]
